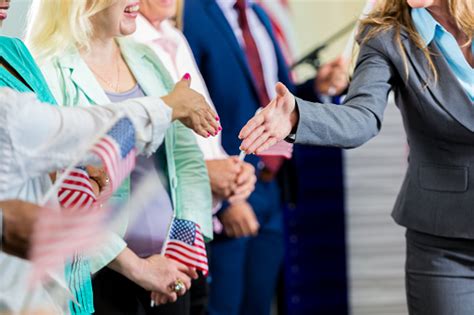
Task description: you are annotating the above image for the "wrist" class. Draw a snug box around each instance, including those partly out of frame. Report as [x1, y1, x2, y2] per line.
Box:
[162, 96, 184, 122]
[290, 100, 299, 132]
[109, 247, 145, 284]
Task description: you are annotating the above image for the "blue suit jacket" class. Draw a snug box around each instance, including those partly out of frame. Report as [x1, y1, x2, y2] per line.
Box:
[183, 0, 318, 218]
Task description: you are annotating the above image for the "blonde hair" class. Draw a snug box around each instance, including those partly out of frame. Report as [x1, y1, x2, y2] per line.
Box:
[26, 0, 117, 62]
[359, 0, 474, 81]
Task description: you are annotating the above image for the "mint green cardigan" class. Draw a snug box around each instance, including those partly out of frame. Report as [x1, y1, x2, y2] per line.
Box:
[0, 36, 90, 315]
[38, 36, 213, 312]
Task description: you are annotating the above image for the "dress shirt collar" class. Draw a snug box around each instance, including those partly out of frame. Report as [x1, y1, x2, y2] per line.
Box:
[134, 14, 177, 43]
[216, 0, 255, 11]
[411, 8, 441, 47]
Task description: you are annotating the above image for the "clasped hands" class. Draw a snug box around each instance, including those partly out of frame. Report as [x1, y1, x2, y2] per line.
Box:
[207, 158, 259, 238]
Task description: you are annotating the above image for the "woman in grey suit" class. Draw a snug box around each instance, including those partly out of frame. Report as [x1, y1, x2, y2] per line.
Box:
[239, 0, 473, 314]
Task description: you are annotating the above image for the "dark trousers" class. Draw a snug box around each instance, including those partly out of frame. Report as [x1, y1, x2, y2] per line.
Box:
[405, 229, 474, 315]
[92, 267, 208, 315]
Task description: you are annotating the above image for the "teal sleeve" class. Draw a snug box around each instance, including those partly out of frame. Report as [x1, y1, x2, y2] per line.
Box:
[173, 122, 213, 241]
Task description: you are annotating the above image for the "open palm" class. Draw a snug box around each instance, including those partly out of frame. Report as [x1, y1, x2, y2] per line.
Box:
[239, 83, 296, 154]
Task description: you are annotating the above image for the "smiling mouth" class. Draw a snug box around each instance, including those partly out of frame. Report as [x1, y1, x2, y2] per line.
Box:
[124, 3, 139, 14]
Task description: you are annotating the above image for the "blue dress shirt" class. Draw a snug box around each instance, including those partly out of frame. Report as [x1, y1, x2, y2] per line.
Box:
[412, 8, 474, 101]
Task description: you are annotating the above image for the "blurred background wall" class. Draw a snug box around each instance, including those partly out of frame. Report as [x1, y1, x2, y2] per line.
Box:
[2, 1, 408, 314]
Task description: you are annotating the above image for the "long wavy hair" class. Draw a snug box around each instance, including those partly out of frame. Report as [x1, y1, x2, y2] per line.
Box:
[359, 0, 474, 81]
[26, 0, 117, 63]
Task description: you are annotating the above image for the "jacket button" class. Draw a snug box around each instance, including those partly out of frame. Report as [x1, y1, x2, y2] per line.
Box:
[171, 178, 178, 189]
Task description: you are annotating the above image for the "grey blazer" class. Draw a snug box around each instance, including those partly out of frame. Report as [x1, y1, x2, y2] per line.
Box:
[294, 27, 474, 239]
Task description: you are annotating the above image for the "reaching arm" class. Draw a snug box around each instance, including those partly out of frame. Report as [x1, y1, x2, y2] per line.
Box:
[0, 88, 172, 196]
[239, 34, 396, 152]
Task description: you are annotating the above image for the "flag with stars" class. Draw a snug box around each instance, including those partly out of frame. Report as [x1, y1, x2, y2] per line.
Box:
[90, 116, 137, 196]
[30, 116, 137, 284]
[58, 166, 97, 210]
[164, 218, 208, 275]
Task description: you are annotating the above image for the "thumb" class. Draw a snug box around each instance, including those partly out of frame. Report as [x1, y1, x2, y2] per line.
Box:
[275, 82, 290, 99]
[175, 72, 192, 89]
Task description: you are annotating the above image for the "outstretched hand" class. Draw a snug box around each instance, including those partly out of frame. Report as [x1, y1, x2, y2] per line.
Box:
[162, 74, 222, 138]
[239, 83, 297, 155]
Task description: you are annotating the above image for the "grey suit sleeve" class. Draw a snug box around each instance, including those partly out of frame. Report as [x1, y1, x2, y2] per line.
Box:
[295, 35, 395, 148]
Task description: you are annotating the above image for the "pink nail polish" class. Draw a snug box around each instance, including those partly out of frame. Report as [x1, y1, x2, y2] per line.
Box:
[207, 133, 211, 137]
[182, 73, 191, 80]
[215, 116, 220, 121]
[218, 126, 222, 131]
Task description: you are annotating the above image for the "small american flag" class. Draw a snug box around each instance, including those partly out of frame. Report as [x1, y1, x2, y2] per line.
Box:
[164, 219, 208, 276]
[91, 117, 137, 194]
[30, 116, 137, 284]
[258, 140, 293, 159]
[58, 167, 96, 209]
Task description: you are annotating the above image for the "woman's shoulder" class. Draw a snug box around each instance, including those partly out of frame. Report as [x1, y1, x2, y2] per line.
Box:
[0, 36, 36, 65]
[0, 36, 26, 53]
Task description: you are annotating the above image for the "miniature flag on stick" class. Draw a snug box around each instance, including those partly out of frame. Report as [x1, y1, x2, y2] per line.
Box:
[29, 116, 137, 285]
[164, 219, 208, 276]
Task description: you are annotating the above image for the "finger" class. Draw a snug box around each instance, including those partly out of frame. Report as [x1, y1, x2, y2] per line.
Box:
[233, 221, 246, 238]
[249, 218, 260, 236]
[188, 268, 199, 280]
[239, 113, 265, 140]
[246, 131, 272, 154]
[224, 222, 235, 237]
[195, 125, 210, 138]
[151, 292, 161, 306]
[202, 114, 220, 137]
[240, 125, 266, 152]
[332, 56, 347, 68]
[175, 73, 191, 89]
[236, 165, 253, 185]
[275, 82, 290, 100]
[204, 109, 221, 135]
[233, 173, 256, 195]
[89, 179, 100, 197]
[255, 137, 279, 155]
[177, 273, 192, 290]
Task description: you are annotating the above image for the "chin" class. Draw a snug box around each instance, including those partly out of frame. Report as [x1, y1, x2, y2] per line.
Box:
[407, 0, 434, 8]
[120, 24, 137, 36]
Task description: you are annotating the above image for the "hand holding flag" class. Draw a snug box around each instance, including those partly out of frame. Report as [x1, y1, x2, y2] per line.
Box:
[29, 115, 137, 285]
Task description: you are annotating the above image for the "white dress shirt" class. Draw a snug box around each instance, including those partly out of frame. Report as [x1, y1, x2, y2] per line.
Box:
[133, 15, 229, 214]
[216, 0, 279, 100]
[132, 15, 228, 161]
[0, 88, 171, 313]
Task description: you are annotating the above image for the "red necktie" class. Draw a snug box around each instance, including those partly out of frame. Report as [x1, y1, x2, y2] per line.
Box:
[234, 0, 284, 178]
[234, 0, 270, 107]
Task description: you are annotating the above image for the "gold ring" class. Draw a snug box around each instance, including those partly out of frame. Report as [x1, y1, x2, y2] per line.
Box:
[171, 279, 185, 293]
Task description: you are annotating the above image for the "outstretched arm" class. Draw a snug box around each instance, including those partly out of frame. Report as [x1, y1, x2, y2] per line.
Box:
[239, 35, 395, 153]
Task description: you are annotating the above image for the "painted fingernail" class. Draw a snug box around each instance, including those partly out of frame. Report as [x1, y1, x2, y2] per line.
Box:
[207, 132, 211, 137]
[215, 116, 220, 121]
[218, 126, 222, 131]
[182, 73, 191, 80]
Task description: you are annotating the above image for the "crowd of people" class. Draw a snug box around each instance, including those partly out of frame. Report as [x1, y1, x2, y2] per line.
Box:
[0, 0, 472, 314]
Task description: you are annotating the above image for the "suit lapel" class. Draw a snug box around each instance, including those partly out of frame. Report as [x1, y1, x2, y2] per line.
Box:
[118, 38, 177, 207]
[60, 50, 110, 105]
[402, 37, 474, 131]
[252, 4, 292, 86]
[204, 0, 256, 88]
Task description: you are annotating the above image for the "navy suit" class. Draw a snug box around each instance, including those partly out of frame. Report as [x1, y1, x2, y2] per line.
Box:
[183, 1, 319, 314]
